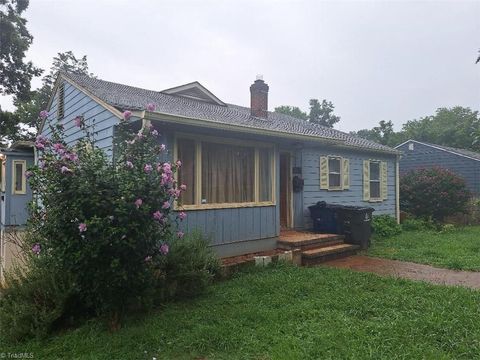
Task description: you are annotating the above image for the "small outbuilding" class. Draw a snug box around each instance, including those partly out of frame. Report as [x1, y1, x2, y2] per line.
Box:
[0, 141, 34, 282]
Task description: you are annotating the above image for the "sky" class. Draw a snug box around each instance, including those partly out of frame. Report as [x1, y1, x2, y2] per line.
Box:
[1, 0, 479, 132]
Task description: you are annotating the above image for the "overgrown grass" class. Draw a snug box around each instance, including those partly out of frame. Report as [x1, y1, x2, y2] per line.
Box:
[2, 264, 480, 359]
[369, 226, 480, 271]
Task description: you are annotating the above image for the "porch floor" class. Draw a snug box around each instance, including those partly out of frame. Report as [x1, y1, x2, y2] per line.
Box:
[278, 230, 342, 246]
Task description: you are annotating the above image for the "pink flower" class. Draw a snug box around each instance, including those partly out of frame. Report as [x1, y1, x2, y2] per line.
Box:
[176, 160, 182, 167]
[153, 210, 163, 221]
[32, 243, 41, 255]
[60, 166, 72, 174]
[35, 135, 48, 150]
[177, 231, 185, 239]
[144, 255, 152, 262]
[135, 198, 143, 208]
[53, 143, 66, 155]
[78, 223, 87, 233]
[160, 144, 166, 151]
[151, 129, 159, 136]
[178, 211, 187, 221]
[25, 170, 33, 179]
[144, 164, 153, 173]
[162, 201, 170, 209]
[160, 243, 169, 255]
[123, 110, 132, 120]
[38, 160, 46, 170]
[39, 110, 49, 120]
[74, 116, 83, 127]
[146, 103, 156, 111]
[180, 184, 187, 191]
[126, 161, 133, 169]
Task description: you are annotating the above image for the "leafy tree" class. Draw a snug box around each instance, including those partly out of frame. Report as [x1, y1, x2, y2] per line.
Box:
[0, 0, 42, 101]
[308, 99, 340, 128]
[0, 110, 21, 146]
[352, 120, 404, 147]
[274, 105, 308, 120]
[13, 51, 94, 141]
[275, 99, 341, 128]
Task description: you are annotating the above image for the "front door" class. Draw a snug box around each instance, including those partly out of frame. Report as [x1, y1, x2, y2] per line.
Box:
[279, 152, 292, 229]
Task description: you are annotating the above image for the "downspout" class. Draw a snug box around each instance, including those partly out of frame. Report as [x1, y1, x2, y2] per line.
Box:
[396, 154, 400, 224]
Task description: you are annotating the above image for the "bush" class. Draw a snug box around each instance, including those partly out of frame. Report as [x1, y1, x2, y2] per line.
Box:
[153, 231, 221, 302]
[0, 111, 219, 339]
[401, 218, 435, 232]
[372, 215, 402, 238]
[0, 267, 76, 342]
[400, 167, 471, 222]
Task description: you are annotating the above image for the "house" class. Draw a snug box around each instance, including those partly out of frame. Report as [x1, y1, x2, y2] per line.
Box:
[395, 140, 480, 196]
[0, 142, 34, 281]
[36, 72, 400, 258]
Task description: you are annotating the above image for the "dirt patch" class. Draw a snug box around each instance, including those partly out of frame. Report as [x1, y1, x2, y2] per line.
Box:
[323, 256, 480, 289]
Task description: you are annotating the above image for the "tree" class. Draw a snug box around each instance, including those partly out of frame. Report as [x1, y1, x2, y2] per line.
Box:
[352, 120, 403, 147]
[308, 99, 340, 128]
[0, 0, 42, 101]
[13, 51, 94, 141]
[274, 105, 308, 120]
[0, 110, 21, 146]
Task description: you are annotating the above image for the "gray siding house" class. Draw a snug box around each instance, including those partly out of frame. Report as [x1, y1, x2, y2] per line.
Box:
[38, 72, 400, 257]
[395, 140, 480, 196]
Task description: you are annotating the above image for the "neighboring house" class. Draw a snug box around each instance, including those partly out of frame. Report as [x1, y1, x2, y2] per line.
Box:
[37, 72, 400, 257]
[0, 142, 34, 281]
[395, 140, 480, 196]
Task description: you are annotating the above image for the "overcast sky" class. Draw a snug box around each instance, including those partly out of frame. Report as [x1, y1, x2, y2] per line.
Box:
[1, 0, 479, 132]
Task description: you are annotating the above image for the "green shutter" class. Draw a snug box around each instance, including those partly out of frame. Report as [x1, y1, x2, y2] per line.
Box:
[342, 158, 350, 190]
[320, 156, 329, 189]
[363, 160, 370, 201]
[381, 161, 388, 200]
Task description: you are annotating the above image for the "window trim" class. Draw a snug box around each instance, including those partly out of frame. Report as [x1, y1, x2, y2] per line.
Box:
[0, 156, 6, 192]
[327, 156, 343, 191]
[12, 160, 27, 195]
[174, 133, 276, 210]
[368, 160, 382, 202]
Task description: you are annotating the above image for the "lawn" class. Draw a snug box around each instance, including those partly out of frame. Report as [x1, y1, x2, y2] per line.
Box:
[368, 226, 480, 271]
[2, 265, 480, 359]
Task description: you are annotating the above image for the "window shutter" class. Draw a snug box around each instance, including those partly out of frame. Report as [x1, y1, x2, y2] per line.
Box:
[381, 161, 388, 200]
[363, 160, 370, 201]
[342, 158, 350, 189]
[320, 156, 329, 189]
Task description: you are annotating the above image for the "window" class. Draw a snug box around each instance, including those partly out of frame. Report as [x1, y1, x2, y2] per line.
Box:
[12, 160, 26, 195]
[328, 157, 342, 188]
[176, 136, 274, 209]
[57, 82, 65, 120]
[363, 160, 387, 202]
[408, 143, 414, 151]
[320, 156, 349, 190]
[369, 161, 381, 199]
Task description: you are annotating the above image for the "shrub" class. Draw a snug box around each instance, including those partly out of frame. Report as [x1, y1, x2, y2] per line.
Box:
[153, 231, 221, 302]
[400, 167, 471, 222]
[372, 215, 402, 238]
[0, 267, 76, 342]
[401, 218, 435, 232]
[13, 113, 195, 331]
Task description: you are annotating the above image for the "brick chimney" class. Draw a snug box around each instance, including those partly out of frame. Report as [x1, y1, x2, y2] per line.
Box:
[250, 75, 269, 118]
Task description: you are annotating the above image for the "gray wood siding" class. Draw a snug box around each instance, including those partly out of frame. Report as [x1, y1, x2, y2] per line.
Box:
[41, 81, 121, 153]
[397, 142, 480, 195]
[301, 147, 397, 228]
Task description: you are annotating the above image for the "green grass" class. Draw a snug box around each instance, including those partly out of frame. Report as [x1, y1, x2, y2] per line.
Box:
[2, 265, 480, 359]
[368, 226, 480, 271]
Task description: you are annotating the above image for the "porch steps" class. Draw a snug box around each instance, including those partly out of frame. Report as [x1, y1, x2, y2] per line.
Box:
[278, 231, 359, 266]
[302, 243, 360, 266]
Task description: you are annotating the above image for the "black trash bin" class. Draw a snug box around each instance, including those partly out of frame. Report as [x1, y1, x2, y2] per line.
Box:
[337, 206, 374, 249]
[308, 201, 342, 234]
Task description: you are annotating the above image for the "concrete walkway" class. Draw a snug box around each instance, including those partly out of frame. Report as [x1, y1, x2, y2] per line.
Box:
[323, 255, 480, 290]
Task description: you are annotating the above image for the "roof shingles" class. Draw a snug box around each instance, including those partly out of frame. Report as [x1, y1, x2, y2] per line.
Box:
[62, 72, 398, 154]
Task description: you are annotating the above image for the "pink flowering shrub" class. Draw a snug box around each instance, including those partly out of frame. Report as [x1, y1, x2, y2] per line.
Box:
[18, 116, 218, 331]
[400, 167, 471, 222]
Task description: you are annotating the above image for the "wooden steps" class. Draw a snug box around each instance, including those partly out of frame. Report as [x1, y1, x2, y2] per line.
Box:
[278, 231, 359, 266]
